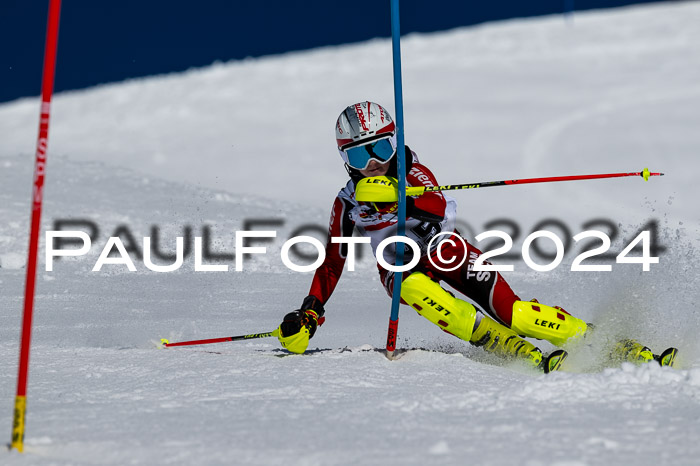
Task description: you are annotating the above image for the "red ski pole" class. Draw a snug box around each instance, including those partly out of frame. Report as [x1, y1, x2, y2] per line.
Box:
[406, 167, 663, 196]
[356, 168, 664, 203]
[161, 330, 278, 348]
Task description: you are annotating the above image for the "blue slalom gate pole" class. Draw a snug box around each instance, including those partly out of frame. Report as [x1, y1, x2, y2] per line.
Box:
[386, 0, 407, 357]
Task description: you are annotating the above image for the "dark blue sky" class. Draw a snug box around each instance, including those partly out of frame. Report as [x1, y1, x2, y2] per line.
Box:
[1, 0, 660, 103]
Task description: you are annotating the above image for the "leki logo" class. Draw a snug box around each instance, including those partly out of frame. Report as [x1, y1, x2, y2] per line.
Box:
[534, 318, 561, 330]
[421, 297, 452, 316]
[368, 178, 392, 186]
[355, 103, 369, 131]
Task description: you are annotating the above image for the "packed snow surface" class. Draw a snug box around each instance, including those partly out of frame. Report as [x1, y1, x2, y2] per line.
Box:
[1, 3, 700, 465]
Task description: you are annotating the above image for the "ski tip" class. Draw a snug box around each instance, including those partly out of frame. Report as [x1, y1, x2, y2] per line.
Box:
[655, 347, 678, 368]
[544, 349, 568, 374]
[159, 338, 170, 349]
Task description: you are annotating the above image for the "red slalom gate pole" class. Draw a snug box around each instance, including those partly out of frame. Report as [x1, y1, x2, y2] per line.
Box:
[11, 0, 62, 453]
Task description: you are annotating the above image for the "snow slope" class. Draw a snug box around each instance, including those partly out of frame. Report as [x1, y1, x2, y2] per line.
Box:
[1, 2, 700, 465]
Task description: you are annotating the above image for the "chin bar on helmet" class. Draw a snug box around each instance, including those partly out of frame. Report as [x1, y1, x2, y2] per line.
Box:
[354, 168, 663, 202]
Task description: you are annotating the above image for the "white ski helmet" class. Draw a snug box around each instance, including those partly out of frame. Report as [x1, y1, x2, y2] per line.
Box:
[335, 101, 397, 170]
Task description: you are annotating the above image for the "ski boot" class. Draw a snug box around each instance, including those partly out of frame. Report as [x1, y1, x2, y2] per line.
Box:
[610, 339, 678, 368]
[400, 273, 567, 373]
[470, 315, 567, 374]
[542, 349, 568, 374]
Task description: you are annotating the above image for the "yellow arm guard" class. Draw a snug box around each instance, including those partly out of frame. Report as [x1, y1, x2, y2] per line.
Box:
[355, 176, 399, 202]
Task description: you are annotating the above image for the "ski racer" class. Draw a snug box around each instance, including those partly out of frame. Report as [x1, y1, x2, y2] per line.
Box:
[276, 101, 676, 372]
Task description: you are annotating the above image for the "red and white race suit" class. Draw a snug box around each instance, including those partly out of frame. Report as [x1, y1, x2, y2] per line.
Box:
[308, 151, 520, 326]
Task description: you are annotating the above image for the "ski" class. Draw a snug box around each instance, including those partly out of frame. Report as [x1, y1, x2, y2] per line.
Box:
[608, 339, 679, 368]
[269, 345, 568, 374]
[654, 347, 679, 367]
[267, 345, 396, 358]
[542, 349, 568, 374]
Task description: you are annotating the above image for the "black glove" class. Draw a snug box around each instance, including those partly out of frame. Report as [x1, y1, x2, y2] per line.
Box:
[279, 295, 325, 339]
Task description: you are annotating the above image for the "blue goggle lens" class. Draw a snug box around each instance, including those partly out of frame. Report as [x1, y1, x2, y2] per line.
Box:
[345, 138, 395, 170]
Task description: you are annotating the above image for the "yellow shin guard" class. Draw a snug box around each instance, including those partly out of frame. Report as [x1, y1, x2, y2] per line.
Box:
[400, 272, 477, 341]
[470, 315, 543, 368]
[511, 301, 588, 347]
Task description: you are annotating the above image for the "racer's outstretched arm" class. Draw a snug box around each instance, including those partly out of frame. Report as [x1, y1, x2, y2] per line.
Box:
[277, 196, 355, 353]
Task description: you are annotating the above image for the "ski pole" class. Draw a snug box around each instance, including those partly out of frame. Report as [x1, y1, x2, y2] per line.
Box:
[161, 329, 278, 348]
[405, 167, 663, 196]
[355, 168, 663, 202]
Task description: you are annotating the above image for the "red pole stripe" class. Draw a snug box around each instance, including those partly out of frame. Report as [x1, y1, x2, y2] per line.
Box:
[16, 0, 62, 399]
[504, 171, 656, 185]
[386, 319, 399, 352]
[164, 337, 233, 348]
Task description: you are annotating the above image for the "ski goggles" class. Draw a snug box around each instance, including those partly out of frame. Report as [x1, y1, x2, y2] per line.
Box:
[340, 134, 397, 170]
